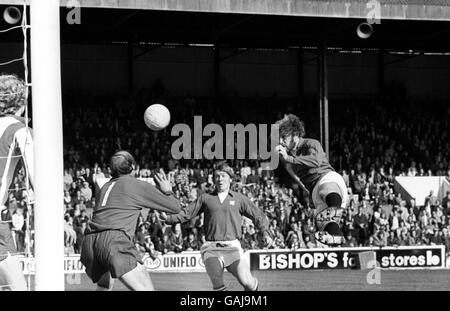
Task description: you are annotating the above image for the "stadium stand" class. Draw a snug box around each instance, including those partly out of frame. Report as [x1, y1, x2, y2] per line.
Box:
[6, 89, 450, 258]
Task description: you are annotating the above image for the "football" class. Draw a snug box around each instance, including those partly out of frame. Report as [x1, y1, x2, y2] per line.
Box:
[144, 103, 171, 131]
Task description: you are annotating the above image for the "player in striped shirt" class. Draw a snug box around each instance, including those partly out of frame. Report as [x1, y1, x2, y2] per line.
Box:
[275, 114, 348, 246]
[0, 74, 34, 291]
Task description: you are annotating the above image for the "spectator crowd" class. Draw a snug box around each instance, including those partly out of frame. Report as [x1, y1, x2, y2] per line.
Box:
[4, 91, 450, 259]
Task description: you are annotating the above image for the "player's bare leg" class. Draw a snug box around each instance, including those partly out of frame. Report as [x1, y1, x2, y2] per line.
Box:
[119, 263, 154, 291]
[0, 254, 27, 291]
[226, 259, 258, 291]
[96, 272, 114, 291]
[204, 257, 227, 291]
[314, 183, 345, 246]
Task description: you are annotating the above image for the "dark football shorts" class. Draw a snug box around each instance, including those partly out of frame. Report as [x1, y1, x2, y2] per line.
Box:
[80, 230, 143, 283]
[0, 223, 17, 262]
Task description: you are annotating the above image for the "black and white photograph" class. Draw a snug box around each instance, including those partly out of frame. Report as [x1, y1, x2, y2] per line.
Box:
[0, 0, 450, 300]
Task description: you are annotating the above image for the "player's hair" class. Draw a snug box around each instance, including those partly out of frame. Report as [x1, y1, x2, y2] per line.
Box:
[214, 160, 234, 179]
[0, 74, 26, 116]
[275, 114, 305, 138]
[110, 150, 135, 178]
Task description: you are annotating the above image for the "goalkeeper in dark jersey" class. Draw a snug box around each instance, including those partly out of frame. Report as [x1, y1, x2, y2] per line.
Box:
[275, 114, 348, 246]
[80, 150, 181, 291]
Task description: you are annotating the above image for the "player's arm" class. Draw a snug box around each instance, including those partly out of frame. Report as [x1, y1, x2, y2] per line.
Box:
[134, 170, 182, 214]
[284, 140, 326, 167]
[162, 194, 204, 224]
[137, 183, 182, 214]
[284, 162, 301, 184]
[239, 194, 270, 235]
[284, 162, 309, 194]
[15, 127, 34, 188]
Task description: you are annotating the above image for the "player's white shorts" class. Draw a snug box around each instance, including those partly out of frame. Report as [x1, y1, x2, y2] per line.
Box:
[200, 240, 244, 268]
[311, 171, 348, 214]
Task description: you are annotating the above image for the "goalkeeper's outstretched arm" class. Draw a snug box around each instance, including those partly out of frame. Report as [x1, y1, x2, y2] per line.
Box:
[161, 194, 205, 224]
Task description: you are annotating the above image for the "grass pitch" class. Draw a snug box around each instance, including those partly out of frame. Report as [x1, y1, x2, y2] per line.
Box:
[58, 269, 450, 291]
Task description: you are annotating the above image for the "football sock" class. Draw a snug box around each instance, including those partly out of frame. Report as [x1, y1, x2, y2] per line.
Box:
[325, 192, 342, 208]
[324, 192, 343, 236]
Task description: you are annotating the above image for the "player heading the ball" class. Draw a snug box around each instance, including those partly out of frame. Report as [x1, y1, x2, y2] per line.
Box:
[275, 114, 348, 246]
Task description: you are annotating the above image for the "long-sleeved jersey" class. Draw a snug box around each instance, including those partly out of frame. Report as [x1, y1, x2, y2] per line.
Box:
[87, 175, 181, 240]
[0, 115, 33, 205]
[0, 115, 33, 255]
[166, 190, 269, 241]
[285, 138, 334, 192]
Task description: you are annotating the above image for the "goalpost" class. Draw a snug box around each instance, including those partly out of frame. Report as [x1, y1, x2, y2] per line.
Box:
[30, 0, 65, 290]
